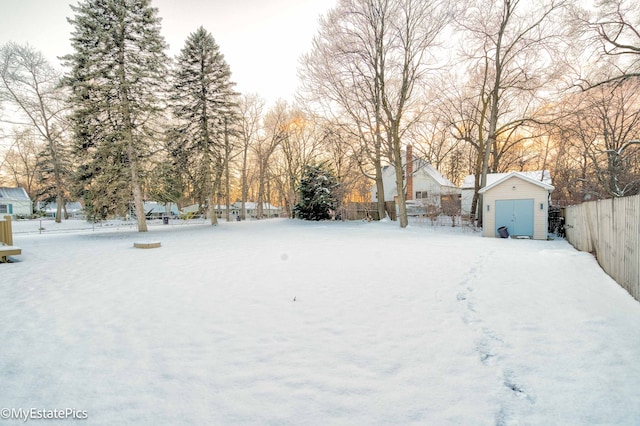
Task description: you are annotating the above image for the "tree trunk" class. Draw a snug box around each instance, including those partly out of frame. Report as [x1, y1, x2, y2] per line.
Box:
[55, 193, 63, 223]
[224, 120, 231, 222]
[374, 165, 386, 220]
[241, 143, 248, 220]
[391, 132, 408, 228]
[129, 149, 148, 232]
[210, 165, 223, 226]
[374, 128, 386, 220]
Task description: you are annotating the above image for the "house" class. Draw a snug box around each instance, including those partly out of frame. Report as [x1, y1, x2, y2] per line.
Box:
[478, 171, 554, 240]
[213, 202, 282, 219]
[0, 187, 32, 218]
[213, 204, 240, 219]
[235, 202, 282, 219]
[371, 145, 461, 214]
[38, 201, 84, 219]
[181, 202, 282, 219]
[143, 201, 179, 218]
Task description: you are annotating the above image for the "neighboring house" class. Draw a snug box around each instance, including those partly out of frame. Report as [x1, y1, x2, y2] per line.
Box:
[181, 204, 204, 216]
[181, 202, 282, 219]
[38, 201, 85, 219]
[143, 201, 179, 218]
[479, 171, 555, 240]
[236, 202, 282, 219]
[213, 204, 241, 218]
[461, 170, 552, 217]
[0, 187, 32, 217]
[371, 145, 461, 213]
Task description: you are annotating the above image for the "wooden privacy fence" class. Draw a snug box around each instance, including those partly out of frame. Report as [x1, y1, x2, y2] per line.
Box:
[565, 194, 640, 301]
[342, 202, 397, 221]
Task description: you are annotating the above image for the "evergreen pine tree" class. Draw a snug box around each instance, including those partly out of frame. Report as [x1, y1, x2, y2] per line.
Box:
[168, 27, 238, 224]
[63, 0, 168, 231]
[294, 163, 339, 221]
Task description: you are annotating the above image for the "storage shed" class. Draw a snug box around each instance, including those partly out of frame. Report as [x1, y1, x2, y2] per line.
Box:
[0, 187, 32, 218]
[479, 172, 554, 240]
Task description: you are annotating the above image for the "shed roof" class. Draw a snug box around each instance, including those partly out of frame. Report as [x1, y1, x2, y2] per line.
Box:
[478, 171, 555, 194]
[0, 187, 30, 200]
[462, 170, 552, 189]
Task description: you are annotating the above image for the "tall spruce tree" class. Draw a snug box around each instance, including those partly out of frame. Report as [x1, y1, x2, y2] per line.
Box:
[294, 163, 339, 221]
[168, 27, 238, 225]
[63, 0, 168, 231]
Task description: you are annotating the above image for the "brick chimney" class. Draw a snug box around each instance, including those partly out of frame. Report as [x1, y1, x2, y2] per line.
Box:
[406, 144, 413, 200]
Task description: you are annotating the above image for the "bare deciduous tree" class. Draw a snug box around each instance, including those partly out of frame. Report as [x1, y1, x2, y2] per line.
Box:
[299, 0, 389, 222]
[300, 0, 451, 227]
[238, 93, 265, 220]
[454, 0, 572, 224]
[273, 108, 322, 217]
[2, 129, 41, 198]
[564, 81, 640, 197]
[254, 100, 288, 218]
[579, 0, 640, 86]
[0, 42, 69, 221]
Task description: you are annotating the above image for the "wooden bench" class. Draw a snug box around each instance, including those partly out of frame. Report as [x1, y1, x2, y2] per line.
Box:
[0, 215, 21, 262]
[0, 246, 21, 263]
[134, 241, 161, 249]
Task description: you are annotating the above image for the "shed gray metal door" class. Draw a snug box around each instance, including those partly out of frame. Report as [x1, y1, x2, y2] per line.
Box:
[495, 199, 534, 237]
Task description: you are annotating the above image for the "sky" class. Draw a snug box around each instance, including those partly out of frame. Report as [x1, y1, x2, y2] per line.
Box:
[2, 218, 640, 424]
[0, 0, 336, 106]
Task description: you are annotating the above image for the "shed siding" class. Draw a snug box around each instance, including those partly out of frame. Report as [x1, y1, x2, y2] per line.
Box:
[482, 176, 549, 240]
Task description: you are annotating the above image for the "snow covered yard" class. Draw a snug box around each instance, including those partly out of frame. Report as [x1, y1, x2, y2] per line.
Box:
[1, 219, 640, 425]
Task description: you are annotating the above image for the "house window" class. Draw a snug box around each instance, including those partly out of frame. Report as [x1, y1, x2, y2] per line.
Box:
[0, 204, 7, 214]
[415, 191, 428, 199]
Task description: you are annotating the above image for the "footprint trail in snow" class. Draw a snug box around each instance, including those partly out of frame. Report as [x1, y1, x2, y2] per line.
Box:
[456, 251, 536, 425]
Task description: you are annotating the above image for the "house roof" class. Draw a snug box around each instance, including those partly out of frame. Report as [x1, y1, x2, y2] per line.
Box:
[143, 201, 179, 214]
[382, 152, 458, 188]
[0, 187, 30, 200]
[463, 170, 552, 189]
[478, 171, 555, 194]
[419, 161, 458, 188]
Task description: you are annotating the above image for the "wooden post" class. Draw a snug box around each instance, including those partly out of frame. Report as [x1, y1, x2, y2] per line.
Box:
[6, 215, 13, 246]
[0, 217, 6, 245]
[3, 215, 13, 246]
[0, 215, 11, 246]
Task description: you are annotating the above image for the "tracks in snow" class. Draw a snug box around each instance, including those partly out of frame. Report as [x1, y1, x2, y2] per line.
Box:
[456, 251, 536, 425]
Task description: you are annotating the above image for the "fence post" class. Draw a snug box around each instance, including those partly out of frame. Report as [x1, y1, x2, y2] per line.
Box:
[0, 217, 6, 245]
[1, 215, 13, 246]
